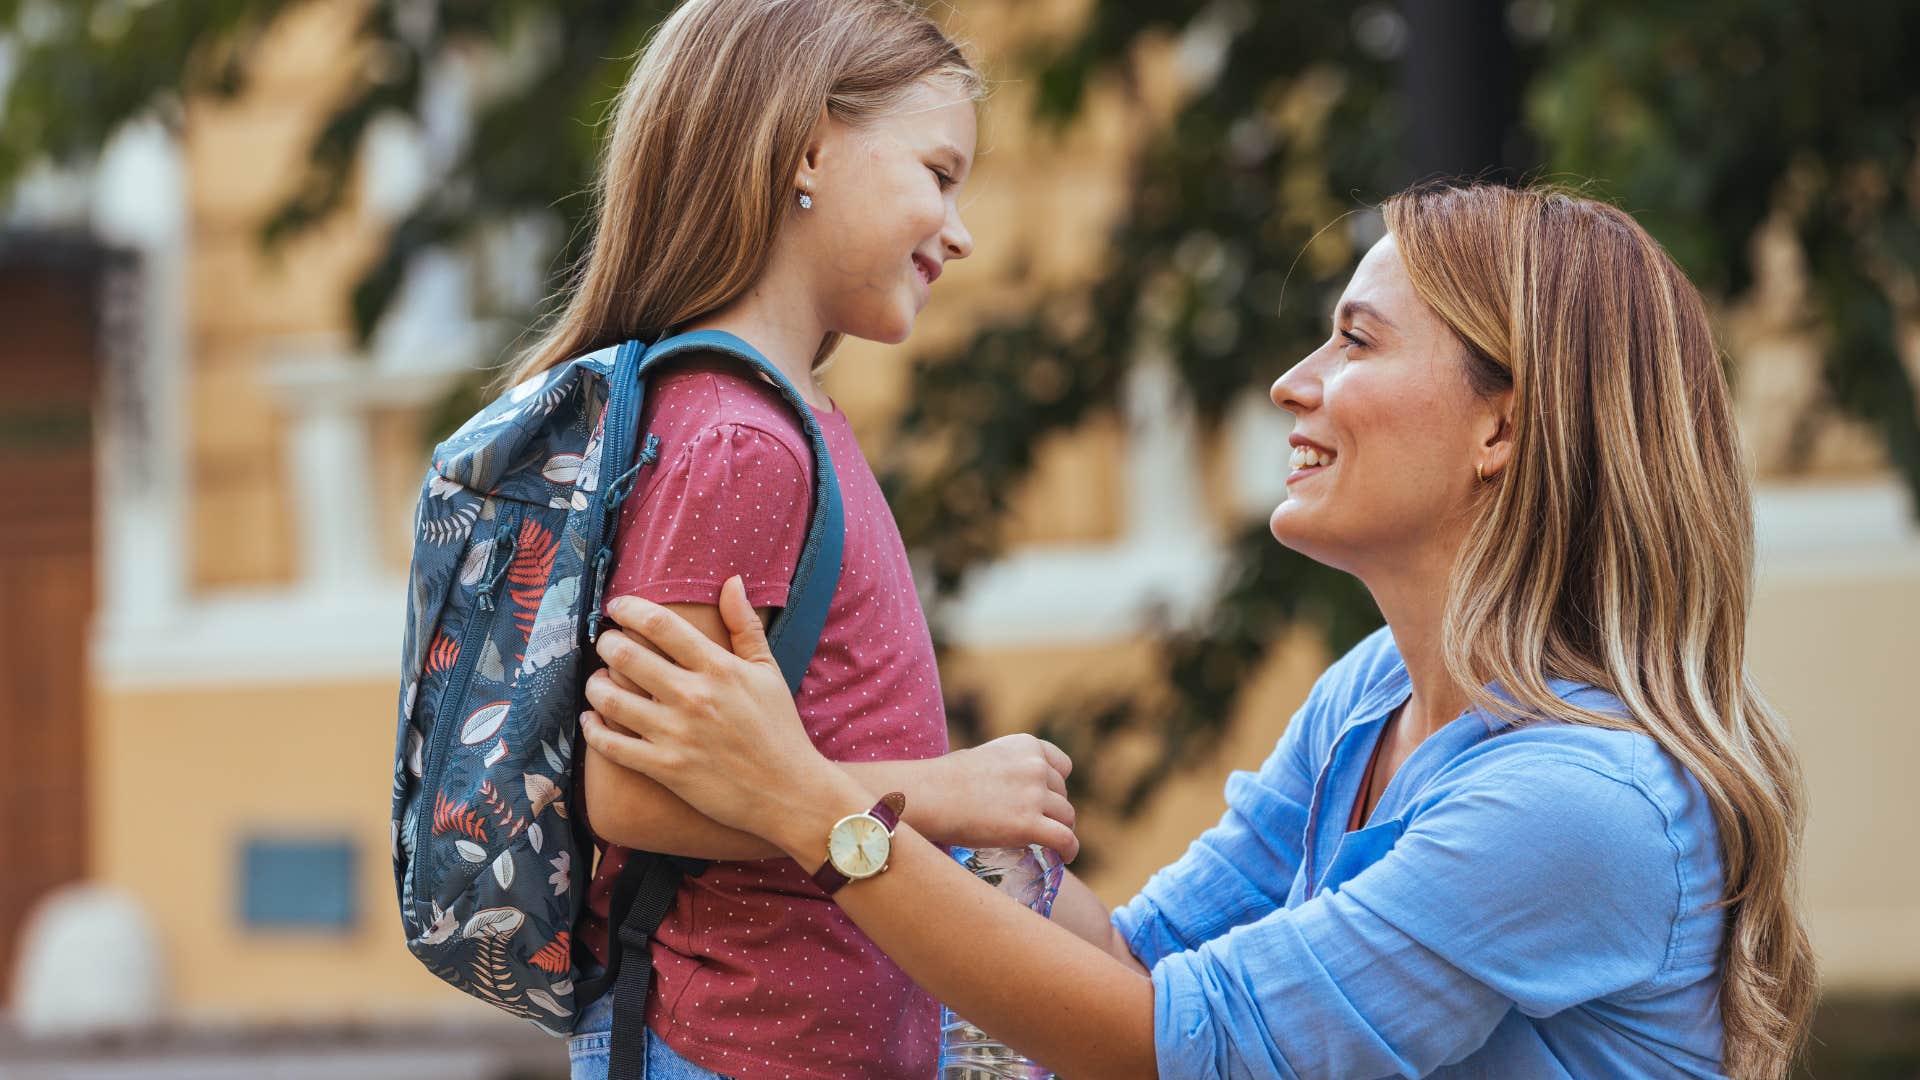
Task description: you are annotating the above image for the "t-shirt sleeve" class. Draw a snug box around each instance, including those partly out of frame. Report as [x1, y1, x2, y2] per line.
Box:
[603, 421, 812, 611]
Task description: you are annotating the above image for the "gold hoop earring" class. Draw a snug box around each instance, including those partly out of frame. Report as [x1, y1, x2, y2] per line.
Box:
[1476, 462, 1487, 483]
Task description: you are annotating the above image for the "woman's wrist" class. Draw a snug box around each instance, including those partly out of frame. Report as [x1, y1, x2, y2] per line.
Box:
[769, 764, 879, 868]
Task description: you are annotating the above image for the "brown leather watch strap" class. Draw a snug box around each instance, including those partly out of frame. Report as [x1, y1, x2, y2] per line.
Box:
[871, 791, 906, 831]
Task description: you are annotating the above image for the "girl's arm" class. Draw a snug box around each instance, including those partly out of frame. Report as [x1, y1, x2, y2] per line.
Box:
[580, 584, 1156, 1077]
[584, 600, 1080, 862]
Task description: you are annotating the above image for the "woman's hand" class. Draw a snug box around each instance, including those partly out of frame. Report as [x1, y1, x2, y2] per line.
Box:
[922, 734, 1080, 862]
[581, 577, 848, 847]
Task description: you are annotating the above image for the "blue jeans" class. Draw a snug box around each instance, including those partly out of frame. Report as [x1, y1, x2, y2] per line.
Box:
[568, 990, 732, 1080]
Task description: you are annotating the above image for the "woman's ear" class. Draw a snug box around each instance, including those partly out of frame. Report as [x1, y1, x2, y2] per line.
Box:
[1480, 390, 1515, 479]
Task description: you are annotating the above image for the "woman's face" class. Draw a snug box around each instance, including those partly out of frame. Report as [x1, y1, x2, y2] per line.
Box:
[1267, 235, 1510, 576]
[797, 78, 976, 344]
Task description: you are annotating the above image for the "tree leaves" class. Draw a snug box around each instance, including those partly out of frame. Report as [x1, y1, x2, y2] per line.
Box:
[6, 0, 1912, 840]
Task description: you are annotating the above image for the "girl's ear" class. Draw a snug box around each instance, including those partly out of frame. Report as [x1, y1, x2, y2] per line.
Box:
[795, 108, 833, 197]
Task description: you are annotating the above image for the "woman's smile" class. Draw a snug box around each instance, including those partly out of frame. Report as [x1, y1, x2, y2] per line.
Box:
[1287, 435, 1337, 483]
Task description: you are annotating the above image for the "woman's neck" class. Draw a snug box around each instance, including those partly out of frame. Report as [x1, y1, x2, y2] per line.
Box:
[683, 274, 834, 412]
[1360, 539, 1472, 741]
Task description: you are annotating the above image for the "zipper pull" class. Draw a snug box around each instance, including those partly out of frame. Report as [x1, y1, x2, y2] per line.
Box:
[585, 547, 614, 642]
[476, 520, 519, 612]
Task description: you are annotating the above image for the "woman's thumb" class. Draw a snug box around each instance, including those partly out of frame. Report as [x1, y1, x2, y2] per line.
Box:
[719, 575, 774, 663]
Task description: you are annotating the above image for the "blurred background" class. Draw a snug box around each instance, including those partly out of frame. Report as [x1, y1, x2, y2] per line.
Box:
[0, 0, 1914, 1076]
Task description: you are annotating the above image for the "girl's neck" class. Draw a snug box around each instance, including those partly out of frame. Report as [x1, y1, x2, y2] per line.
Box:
[684, 276, 836, 413]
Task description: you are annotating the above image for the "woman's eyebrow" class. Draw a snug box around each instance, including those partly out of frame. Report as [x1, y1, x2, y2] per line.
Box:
[1337, 300, 1396, 332]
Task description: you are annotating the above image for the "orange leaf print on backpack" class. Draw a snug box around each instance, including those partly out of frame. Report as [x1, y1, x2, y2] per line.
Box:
[478, 779, 529, 839]
[530, 930, 571, 975]
[507, 518, 557, 641]
[426, 629, 459, 675]
[432, 791, 489, 843]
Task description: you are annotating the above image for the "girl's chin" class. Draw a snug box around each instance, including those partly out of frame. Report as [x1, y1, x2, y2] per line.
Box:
[842, 311, 915, 346]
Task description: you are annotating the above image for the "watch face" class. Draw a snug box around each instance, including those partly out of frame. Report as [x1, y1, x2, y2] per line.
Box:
[828, 814, 891, 879]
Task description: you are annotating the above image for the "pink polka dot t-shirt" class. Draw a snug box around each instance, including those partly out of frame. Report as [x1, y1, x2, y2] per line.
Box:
[577, 358, 948, 1079]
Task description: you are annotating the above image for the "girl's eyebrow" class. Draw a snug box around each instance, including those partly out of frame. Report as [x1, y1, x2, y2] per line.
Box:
[932, 143, 971, 177]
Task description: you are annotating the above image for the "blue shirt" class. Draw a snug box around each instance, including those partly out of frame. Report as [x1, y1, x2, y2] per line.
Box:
[1112, 628, 1727, 1078]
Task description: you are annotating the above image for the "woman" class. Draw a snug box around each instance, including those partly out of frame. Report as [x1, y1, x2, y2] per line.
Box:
[578, 183, 1818, 1078]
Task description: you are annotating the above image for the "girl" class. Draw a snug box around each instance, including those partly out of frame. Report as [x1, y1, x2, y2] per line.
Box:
[502, 1, 1079, 1077]
[583, 184, 1819, 1078]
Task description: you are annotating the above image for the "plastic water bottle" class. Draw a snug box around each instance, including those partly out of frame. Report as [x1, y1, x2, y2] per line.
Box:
[938, 845, 1066, 1079]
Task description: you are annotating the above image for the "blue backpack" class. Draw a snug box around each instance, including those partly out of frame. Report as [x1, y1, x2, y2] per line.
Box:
[389, 330, 844, 1068]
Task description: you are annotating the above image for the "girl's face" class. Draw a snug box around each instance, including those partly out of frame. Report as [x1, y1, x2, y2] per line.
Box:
[795, 78, 977, 344]
[1267, 235, 1511, 576]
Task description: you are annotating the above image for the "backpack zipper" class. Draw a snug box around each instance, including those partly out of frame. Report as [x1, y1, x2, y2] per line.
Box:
[412, 501, 523, 921]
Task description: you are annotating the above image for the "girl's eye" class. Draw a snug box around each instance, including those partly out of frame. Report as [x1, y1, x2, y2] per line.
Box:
[930, 167, 956, 190]
[1339, 329, 1367, 350]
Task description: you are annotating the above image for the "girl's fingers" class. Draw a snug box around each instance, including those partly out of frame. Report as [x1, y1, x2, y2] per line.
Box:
[583, 669, 671, 736]
[608, 595, 727, 672]
[1040, 818, 1080, 864]
[1042, 790, 1077, 831]
[595, 628, 687, 701]
[580, 711, 665, 776]
[1041, 740, 1073, 779]
[1043, 764, 1069, 799]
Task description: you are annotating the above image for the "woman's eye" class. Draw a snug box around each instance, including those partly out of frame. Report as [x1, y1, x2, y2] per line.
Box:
[1339, 329, 1367, 350]
[930, 167, 955, 190]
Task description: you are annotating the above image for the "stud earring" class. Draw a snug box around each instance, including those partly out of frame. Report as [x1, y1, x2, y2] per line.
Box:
[798, 192, 813, 210]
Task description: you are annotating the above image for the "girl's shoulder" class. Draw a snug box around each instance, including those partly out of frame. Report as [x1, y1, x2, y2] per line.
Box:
[640, 355, 811, 453]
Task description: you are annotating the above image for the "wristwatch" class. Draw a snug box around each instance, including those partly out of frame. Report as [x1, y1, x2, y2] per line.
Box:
[810, 792, 906, 896]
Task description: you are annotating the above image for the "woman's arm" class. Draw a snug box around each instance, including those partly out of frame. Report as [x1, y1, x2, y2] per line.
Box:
[769, 769, 1159, 1080]
[1049, 871, 1149, 974]
[585, 601, 1081, 861]
[583, 586, 1693, 1079]
[581, 585, 1155, 1076]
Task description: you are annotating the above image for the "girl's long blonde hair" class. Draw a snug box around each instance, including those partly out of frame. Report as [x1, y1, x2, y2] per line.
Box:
[1385, 183, 1816, 1078]
[501, 0, 980, 392]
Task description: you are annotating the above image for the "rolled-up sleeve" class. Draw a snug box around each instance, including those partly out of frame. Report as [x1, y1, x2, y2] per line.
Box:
[1150, 759, 1683, 1079]
[1112, 707, 1318, 969]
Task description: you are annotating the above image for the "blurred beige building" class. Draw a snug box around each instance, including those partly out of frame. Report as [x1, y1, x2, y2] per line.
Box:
[1, 0, 1914, 1038]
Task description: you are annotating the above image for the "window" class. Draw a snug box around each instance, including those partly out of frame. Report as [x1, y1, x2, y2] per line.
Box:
[239, 836, 357, 931]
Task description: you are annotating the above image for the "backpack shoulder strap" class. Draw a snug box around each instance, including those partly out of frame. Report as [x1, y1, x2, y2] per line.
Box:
[633, 329, 846, 695]
[588, 332, 847, 1073]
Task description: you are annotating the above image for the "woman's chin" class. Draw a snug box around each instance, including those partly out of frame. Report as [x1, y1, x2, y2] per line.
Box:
[1268, 500, 1328, 555]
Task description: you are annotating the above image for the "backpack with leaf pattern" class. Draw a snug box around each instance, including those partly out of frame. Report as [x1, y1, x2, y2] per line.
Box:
[389, 330, 843, 1058]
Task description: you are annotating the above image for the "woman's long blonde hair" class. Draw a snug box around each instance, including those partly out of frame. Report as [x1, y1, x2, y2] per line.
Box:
[500, 0, 980, 392]
[1385, 183, 1816, 1077]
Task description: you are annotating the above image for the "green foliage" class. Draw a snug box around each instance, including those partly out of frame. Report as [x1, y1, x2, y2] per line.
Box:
[1, 1, 672, 342]
[0, 0, 303, 183]
[1529, 0, 1920, 506]
[4, 0, 1914, 832]
[894, 0, 1919, 835]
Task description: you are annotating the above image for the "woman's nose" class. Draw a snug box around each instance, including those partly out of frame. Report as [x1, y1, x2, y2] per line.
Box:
[1271, 355, 1319, 413]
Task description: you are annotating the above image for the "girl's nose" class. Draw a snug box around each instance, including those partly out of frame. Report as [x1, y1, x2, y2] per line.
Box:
[944, 216, 974, 260]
